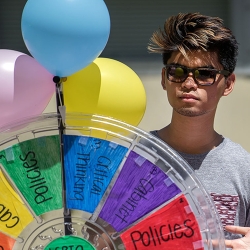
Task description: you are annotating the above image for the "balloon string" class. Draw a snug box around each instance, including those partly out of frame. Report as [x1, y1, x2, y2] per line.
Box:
[54, 76, 72, 236]
[57, 86, 63, 107]
[53, 76, 67, 114]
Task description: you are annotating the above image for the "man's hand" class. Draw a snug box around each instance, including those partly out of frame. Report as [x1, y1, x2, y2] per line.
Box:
[225, 225, 250, 249]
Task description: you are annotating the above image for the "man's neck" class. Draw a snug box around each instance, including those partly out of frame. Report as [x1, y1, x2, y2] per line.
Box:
[157, 111, 223, 154]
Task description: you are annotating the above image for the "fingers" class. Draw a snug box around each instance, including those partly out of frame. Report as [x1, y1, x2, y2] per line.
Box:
[225, 225, 250, 236]
[225, 239, 233, 248]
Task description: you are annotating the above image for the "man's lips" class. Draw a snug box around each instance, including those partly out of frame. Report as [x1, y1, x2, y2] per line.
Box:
[179, 94, 199, 100]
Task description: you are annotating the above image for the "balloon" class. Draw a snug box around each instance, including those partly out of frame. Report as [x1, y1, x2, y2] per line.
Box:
[21, 0, 110, 77]
[0, 50, 55, 128]
[0, 50, 24, 104]
[63, 58, 147, 127]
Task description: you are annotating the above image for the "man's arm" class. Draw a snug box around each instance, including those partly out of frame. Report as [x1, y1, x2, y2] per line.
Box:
[225, 225, 250, 249]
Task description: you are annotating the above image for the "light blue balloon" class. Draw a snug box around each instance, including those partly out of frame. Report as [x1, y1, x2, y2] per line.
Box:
[21, 0, 110, 77]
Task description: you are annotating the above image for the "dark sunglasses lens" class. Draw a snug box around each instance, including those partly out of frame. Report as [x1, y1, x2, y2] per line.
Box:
[167, 66, 187, 82]
[195, 69, 216, 85]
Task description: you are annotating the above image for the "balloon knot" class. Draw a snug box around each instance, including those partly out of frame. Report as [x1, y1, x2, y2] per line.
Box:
[53, 76, 67, 84]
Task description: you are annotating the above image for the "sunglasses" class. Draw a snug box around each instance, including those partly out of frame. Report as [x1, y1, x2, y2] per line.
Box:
[165, 64, 230, 86]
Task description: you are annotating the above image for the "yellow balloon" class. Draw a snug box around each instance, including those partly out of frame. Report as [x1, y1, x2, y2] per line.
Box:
[63, 58, 146, 127]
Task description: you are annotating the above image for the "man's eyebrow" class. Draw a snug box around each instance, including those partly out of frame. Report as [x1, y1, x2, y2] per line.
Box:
[198, 65, 215, 69]
[167, 63, 216, 69]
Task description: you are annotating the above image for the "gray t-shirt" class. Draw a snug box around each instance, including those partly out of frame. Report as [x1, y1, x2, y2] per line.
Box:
[151, 130, 250, 239]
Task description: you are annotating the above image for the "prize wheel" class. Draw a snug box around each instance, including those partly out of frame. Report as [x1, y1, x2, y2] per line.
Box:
[0, 113, 225, 250]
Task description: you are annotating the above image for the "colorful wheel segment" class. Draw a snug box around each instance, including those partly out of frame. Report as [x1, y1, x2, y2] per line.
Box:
[0, 113, 225, 250]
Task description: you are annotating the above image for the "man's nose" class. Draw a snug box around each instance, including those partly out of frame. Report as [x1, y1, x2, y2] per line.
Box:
[181, 73, 198, 89]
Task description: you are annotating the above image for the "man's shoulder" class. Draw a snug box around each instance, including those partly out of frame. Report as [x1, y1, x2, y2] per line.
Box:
[217, 137, 250, 164]
[223, 138, 250, 155]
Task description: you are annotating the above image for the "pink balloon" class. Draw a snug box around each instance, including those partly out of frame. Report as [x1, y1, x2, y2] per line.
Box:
[0, 49, 24, 103]
[0, 50, 55, 128]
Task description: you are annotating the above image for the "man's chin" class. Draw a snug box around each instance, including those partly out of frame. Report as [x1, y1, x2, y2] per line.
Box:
[174, 108, 206, 117]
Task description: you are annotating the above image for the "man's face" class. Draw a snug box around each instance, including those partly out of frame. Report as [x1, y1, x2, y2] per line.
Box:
[161, 50, 235, 117]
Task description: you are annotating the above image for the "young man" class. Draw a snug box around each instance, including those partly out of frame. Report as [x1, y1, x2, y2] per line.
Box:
[148, 13, 250, 249]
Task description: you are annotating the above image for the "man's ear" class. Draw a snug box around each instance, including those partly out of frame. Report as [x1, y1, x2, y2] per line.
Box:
[161, 67, 166, 89]
[223, 73, 235, 96]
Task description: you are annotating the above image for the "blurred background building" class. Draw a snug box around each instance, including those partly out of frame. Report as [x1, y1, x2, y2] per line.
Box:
[1, 0, 249, 66]
[1, 0, 250, 151]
